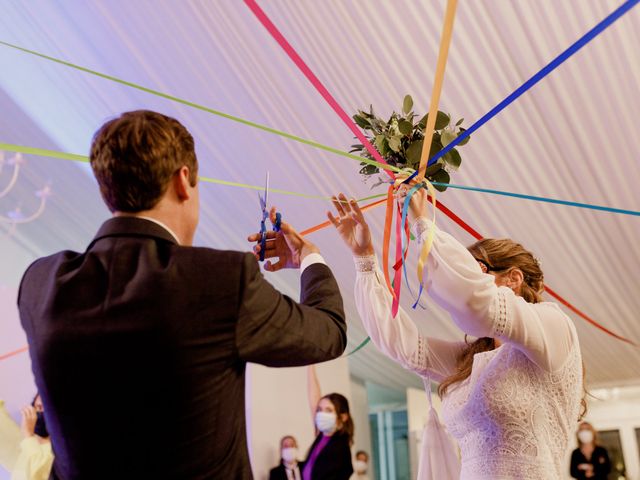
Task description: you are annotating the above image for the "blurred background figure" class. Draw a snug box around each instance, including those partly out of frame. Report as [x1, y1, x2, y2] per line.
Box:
[352, 450, 370, 480]
[269, 435, 302, 480]
[11, 394, 53, 480]
[570, 421, 611, 479]
[302, 365, 353, 480]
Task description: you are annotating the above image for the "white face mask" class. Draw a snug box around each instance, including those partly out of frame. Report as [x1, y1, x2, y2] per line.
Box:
[315, 411, 337, 434]
[578, 430, 594, 444]
[354, 460, 368, 474]
[281, 447, 298, 463]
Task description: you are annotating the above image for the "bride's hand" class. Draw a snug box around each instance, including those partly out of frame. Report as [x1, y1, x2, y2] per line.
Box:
[395, 178, 428, 222]
[327, 193, 374, 256]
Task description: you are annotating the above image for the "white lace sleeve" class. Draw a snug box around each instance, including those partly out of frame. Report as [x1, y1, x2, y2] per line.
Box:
[354, 255, 464, 381]
[412, 217, 578, 372]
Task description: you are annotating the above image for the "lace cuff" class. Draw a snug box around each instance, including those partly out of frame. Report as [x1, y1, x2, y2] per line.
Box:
[353, 255, 377, 274]
[489, 288, 511, 338]
[410, 216, 431, 243]
[408, 334, 430, 377]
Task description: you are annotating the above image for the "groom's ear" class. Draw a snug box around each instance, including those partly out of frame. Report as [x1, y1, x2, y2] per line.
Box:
[172, 166, 192, 201]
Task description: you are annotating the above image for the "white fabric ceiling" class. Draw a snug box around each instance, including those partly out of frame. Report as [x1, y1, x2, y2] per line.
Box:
[0, 0, 639, 391]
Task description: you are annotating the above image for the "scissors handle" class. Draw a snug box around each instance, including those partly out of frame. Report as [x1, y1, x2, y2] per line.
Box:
[259, 219, 267, 262]
[258, 212, 282, 263]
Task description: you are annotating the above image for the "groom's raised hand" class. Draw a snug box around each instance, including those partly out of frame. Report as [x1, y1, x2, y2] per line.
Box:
[248, 206, 319, 271]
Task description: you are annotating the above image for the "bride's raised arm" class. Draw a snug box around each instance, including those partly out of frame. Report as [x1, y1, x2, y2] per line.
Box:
[328, 193, 465, 382]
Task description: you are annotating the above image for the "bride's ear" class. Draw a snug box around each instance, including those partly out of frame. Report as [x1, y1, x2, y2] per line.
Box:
[507, 268, 524, 292]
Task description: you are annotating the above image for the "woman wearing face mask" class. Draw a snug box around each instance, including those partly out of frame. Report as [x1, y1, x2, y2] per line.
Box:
[270, 435, 302, 480]
[570, 422, 611, 479]
[302, 365, 354, 480]
[352, 450, 370, 479]
[11, 394, 54, 480]
[327, 188, 584, 480]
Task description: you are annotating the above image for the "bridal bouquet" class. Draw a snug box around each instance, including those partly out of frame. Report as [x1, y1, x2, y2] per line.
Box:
[351, 95, 469, 191]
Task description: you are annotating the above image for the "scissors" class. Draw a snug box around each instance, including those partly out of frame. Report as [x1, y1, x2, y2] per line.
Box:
[258, 172, 282, 262]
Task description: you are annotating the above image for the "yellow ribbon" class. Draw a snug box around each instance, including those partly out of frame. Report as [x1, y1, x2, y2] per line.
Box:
[417, 0, 458, 181]
[416, 180, 438, 288]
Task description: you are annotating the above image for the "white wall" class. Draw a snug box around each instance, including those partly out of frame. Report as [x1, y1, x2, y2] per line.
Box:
[350, 377, 373, 470]
[247, 357, 353, 480]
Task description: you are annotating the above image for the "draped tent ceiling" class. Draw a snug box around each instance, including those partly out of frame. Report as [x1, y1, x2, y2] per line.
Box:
[0, 0, 638, 392]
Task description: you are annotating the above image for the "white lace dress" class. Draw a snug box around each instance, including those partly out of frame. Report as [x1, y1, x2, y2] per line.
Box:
[353, 218, 582, 480]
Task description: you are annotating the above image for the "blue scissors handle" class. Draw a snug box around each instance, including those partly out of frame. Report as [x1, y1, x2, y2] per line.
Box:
[273, 212, 282, 232]
[259, 219, 268, 262]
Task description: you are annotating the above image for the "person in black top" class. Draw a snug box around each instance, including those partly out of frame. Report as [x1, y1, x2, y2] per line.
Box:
[18, 110, 347, 479]
[301, 365, 353, 480]
[570, 421, 611, 479]
[269, 435, 303, 480]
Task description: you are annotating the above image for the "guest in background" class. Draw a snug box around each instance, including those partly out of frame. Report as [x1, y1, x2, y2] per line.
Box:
[352, 450, 370, 480]
[302, 365, 353, 480]
[570, 422, 611, 479]
[0, 398, 22, 474]
[269, 435, 302, 480]
[12, 394, 54, 480]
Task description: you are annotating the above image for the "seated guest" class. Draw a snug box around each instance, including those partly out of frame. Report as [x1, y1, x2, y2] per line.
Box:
[269, 435, 302, 480]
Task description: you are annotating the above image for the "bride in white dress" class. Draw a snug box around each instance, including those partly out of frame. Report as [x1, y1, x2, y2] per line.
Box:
[327, 190, 584, 480]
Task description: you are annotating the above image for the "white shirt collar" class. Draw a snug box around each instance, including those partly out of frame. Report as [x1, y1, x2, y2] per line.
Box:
[137, 216, 181, 244]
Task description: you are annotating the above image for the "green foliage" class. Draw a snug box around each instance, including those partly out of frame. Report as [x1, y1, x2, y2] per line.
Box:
[352, 94, 469, 190]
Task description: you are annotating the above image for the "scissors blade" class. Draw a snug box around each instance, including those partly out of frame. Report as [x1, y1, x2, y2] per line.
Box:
[264, 171, 270, 210]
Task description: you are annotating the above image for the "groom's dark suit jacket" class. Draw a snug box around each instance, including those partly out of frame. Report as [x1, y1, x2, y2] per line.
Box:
[18, 217, 346, 480]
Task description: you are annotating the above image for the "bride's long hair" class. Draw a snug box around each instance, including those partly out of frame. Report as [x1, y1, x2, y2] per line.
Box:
[437, 238, 587, 420]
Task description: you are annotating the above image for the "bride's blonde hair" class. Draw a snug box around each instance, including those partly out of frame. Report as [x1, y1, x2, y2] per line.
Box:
[437, 238, 587, 419]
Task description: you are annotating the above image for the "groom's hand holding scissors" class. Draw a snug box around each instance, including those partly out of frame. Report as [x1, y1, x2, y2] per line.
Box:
[248, 207, 319, 272]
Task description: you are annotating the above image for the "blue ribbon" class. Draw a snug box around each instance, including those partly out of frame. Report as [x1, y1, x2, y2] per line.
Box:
[400, 183, 429, 309]
[431, 183, 640, 216]
[407, 0, 640, 180]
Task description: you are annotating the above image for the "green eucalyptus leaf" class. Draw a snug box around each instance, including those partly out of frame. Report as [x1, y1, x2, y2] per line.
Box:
[403, 94, 414, 114]
[360, 164, 379, 176]
[445, 148, 462, 170]
[428, 140, 443, 161]
[435, 111, 450, 130]
[418, 111, 450, 130]
[440, 129, 457, 147]
[424, 162, 442, 177]
[374, 135, 389, 156]
[398, 119, 413, 136]
[457, 127, 470, 146]
[406, 139, 424, 168]
[430, 169, 450, 191]
[353, 114, 370, 129]
[388, 136, 402, 152]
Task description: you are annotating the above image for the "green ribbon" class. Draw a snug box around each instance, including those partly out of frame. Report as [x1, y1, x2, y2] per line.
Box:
[0, 40, 401, 175]
[2, 142, 638, 216]
[344, 337, 371, 357]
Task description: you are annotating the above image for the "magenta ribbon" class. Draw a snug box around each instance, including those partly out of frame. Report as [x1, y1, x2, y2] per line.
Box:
[244, 0, 394, 180]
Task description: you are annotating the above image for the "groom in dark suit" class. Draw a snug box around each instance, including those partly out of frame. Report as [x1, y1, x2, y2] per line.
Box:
[18, 110, 346, 479]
